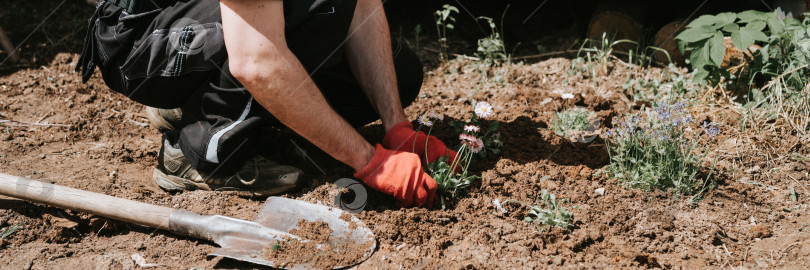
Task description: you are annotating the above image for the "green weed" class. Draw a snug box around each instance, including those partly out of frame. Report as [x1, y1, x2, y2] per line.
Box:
[507, 190, 574, 231]
[434, 4, 459, 61]
[551, 107, 594, 138]
[0, 221, 25, 241]
[270, 241, 284, 251]
[475, 16, 508, 68]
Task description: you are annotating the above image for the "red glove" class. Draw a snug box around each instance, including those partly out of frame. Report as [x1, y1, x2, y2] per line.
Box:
[382, 121, 458, 167]
[354, 144, 438, 208]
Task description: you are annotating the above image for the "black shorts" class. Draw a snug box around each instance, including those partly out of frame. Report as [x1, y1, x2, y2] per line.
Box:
[77, 0, 424, 176]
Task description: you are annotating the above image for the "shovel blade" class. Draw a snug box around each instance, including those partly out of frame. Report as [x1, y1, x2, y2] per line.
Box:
[209, 197, 376, 269]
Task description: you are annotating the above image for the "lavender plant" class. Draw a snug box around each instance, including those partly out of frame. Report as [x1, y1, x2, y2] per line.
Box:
[605, 102, 719, 196]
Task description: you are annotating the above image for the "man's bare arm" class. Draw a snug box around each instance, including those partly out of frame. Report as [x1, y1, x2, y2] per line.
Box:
[345, 0, 408, 132]
[219, 0, 374, 171]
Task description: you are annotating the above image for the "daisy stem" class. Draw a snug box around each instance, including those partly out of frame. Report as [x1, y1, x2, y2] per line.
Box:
[412, 124, 423, 154]
[424, 126, 434, 163]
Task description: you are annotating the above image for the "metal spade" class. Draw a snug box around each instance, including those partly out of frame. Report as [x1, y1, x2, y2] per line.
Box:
[0, 173, 376, 269]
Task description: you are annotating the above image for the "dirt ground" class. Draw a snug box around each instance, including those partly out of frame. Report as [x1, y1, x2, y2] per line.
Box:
[2, 1, 810, 270]
[1, 51, 809, 269]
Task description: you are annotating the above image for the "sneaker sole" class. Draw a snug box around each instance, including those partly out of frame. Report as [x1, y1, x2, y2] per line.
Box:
[153, 168, 212, 192]
[153, 168, 304, 197]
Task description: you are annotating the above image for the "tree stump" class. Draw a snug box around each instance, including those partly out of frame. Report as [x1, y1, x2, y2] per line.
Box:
[653, 19, 688, 65]
[586, 0, 650, 53]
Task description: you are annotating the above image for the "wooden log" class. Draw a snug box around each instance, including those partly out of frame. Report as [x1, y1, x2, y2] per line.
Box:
[653, 19, 688, 65]
[586, 0, 650, 53]
[0, 25, 19, 64]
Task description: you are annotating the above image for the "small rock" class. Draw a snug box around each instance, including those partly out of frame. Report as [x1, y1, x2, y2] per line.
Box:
[750, 225, 772, 238]
[594, 188, 605, 196]
[48, 215, 78, 230]
[395, 243, 407, 251]
[131, 253, 162, 267]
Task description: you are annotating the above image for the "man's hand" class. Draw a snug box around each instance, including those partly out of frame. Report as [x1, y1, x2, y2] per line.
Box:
[354, 144, 438, 208]
[382, 121, 458, 167]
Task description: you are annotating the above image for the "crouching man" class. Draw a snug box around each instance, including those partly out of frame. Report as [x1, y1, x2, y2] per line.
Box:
[76, 0, 456, 207]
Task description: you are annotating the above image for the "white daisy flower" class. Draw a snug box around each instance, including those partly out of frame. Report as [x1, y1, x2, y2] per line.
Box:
[417, 114, 433, 127]
[464, 125, 480, 133]
[429, 111, 444, 121]
[460, 134, 485, 153]
[474, 101, 493, 119]
[561, 93, 575, 99]
[470, 137, 484, 153]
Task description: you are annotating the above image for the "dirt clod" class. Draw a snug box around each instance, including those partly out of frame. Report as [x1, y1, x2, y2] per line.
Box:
[262, 220, 371, 269]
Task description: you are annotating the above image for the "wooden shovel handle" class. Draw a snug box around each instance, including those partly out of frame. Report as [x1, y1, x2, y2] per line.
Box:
[0, 173, 174, 230]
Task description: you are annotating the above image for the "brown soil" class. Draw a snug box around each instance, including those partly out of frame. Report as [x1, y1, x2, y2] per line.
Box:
[262, 219, 372, 269]
[1, 1, 809, 269]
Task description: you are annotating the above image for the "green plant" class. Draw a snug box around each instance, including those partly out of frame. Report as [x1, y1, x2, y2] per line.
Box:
[434, 4, 459, 61]
[0, 221, 25, 241]
[418, 101, 502, 209]
[622, 64, 703, 102]
[507, 190, 574, 231]
[475, 16, 508, 67]
[270, 241, 284, 251]
[676, 10, 791, 85]
[551, 107, 594, 137]
[605, 102, 718, 197]
[746, 11, 810, 136]
[470, 5, 515, 85]
[448, 101, 503, 159]
[429, 151, 479, 209]
[413, 24, 422, 51]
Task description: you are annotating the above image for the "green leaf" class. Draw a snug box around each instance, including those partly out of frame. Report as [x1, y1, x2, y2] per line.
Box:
[714, 12, 738, 27]
[729, 25, 746, 50]
[688, 14, 720, 28]
[487, 121, 499, 133]
[689, 40, 710, 69]
[676, 26, 716, 42]
[733, 23, 768, 50]
[737, 10, 768, 23]
[767, 16, 784, 33]
[746, 21, 768, 32]
[742, 24, 769, 43]
[722, 23, 740, 33]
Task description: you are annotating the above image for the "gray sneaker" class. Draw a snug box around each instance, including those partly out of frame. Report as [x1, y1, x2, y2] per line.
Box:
[153, 136, 304, 196]
[146, 107, 183, 133]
